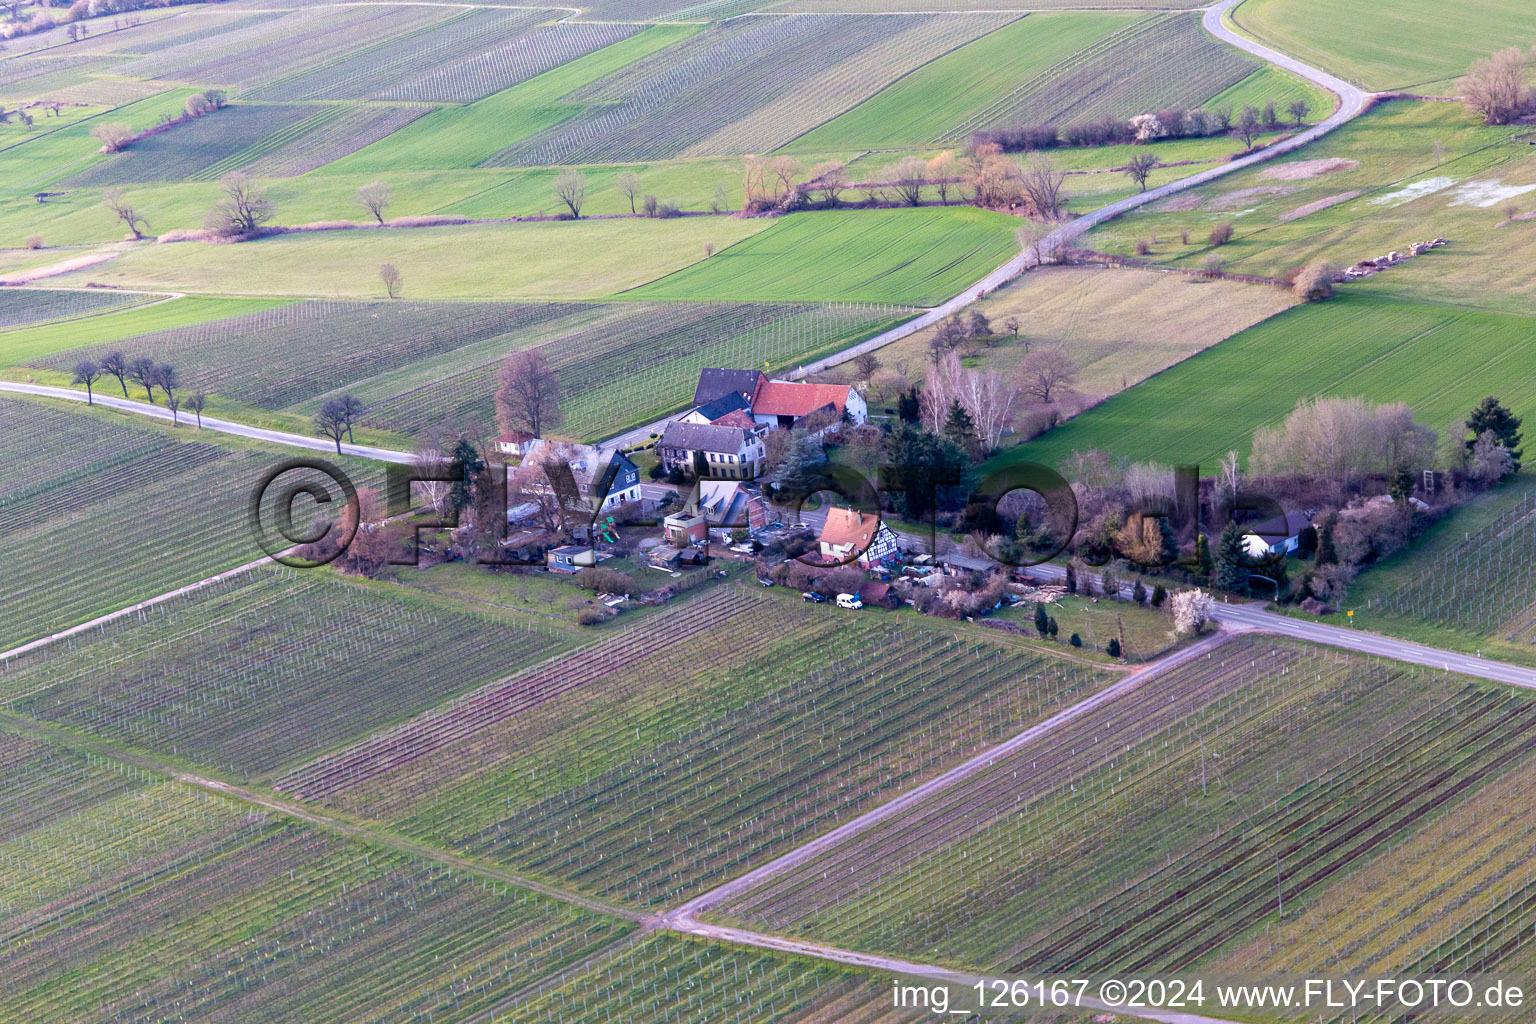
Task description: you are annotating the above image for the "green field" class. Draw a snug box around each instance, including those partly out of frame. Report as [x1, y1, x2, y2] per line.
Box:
[629, 207, 1020, 305]
[995, 293, 1536, 473]
[721, 635, 1536, 987]
[1233, 0, 1536, 92]
[786, 13, 1136, 151]
[53, 216, 774, 298]
[1204, 63, 1336, 117]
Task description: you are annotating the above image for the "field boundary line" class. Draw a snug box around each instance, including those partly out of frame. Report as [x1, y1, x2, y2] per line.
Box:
[662, 629, 1231, 923]
[0, 708, 648, 923]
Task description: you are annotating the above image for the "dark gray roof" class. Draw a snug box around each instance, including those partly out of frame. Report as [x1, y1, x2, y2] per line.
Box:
[693, 368, 764, 406]
[692, 391, 752, 422]
[660, 420, 751, 454]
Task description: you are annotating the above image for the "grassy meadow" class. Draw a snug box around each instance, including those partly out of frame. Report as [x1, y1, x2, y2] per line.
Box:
[995, 292, 1536, 473]
[629, 206, 1020, 305]
[1084, 100, 1536, 314]
[1233, 0, 1536, 92]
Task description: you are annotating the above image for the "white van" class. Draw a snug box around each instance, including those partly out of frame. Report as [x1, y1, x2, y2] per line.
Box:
[835, 593, 863, 610]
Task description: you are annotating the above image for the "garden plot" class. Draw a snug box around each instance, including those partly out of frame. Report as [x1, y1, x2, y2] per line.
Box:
[282, 589, 1111, 907]
[34, 298, 591, 411]
[723, 636, 1536, 980]
[485, 13, 1016, 165]
[0, 568, 574, 780]
[250, 9, 640, 105]
[0, 734, 632, 1024]
[60, 103, 325, 187]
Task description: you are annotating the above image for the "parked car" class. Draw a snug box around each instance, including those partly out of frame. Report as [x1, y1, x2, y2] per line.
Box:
[757, 577, 775, 587]
[802, 591, 826, 603]
[835, 593, 863, 610]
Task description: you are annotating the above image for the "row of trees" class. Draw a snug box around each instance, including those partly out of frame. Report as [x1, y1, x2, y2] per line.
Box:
[70, 352, 206, 425]
[972, 100, 1310, 156]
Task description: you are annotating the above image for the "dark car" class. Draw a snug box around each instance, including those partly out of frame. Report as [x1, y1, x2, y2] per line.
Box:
[801, 591, 826, 603]
[757, 577, 775, 587]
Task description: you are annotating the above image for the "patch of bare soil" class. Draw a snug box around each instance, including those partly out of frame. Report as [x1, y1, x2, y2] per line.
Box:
[1263, 157, 1359, 180]
[1207, 185, 1297, 210]
[1150, 192, 1206, 212]
[1277, 190, 1363, 222]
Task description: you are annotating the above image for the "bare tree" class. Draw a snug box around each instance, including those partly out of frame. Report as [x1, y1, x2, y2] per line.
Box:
[72, 360, 101, 405]
[127, 356, 157, 402]
[100, 350, 129, 397]
[741, 155, 770, 206]
[927, 150, 959, 205]
[152, 364, 177, 402]
[1126, 151, 1156, 192]
[1016, 219, 1053, 266]
[1287, 99, 1310, 128]
[186, 392, 206, 427]
[616, 170, 641, 214]
[90, 122, 134, 152]
[412, 444, 453, 518]
[200, 89, 227, 110]
[379, 262, 402, 299]
[553, 169, 586, 218]
[314, 399, 349, 455]
[166, 394, 181, 425]
[1235, 105, 1262, 149]
[768, 156, 803, 202]
[1218, 449, 1242, 507]
[1462, 47, 1534, 125]
[205, 172, 274, 236]
[885, 155, 927, 206]
[1019, 347, 1076, 403]
[808, 160, 849, 206]
[496, 349, 563, 439]
[1019, 154, 1067, 220]
[102, 188, 148, 239]
[853, 351, 880, 380]
[356, 181, 391, 224]
[184, 94, 213, 119]
[1293, 260, 1339, 302]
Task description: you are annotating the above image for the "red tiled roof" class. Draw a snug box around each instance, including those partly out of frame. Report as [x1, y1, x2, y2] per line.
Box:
[751, 379, 850, 418]
[818, 507, 879, 549]
[711, 409, 757, 429]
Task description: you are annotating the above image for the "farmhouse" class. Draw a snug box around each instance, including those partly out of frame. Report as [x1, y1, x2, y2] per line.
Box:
[493, 430, 536, 459]
[680, 391, 754, 426]
[750, 379, 867, 432]
[658, 421, 765, 479]
[523, 441, 642, 512]
[817, 507, 900, 568]
[1240, 511, 1312, 559]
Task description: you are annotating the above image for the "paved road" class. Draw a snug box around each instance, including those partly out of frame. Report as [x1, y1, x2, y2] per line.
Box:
[0, 380, 415, 464]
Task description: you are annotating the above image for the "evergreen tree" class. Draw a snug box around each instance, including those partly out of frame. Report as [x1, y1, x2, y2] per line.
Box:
[943, 399, 978, 454]
[1389, 465, 1416, 505]
[1466, 396, 1523, 470]
[1132, 579, 1148, 605]
[1047, 616, 1058, 639]
[1107, 637, 1122, 658]
[1151, 582, 1168, 607]
[1064, 562, 1077, 594]
[1213, 521, 1249, 593]
[896, 386, 922, 424]
[1033, 602, 1049, 637]
[1069, 633, 1082, 647]
[1194, 533, 1213, 580]
[447, 437, 483, 516]
[1315, 516, 1337, 567]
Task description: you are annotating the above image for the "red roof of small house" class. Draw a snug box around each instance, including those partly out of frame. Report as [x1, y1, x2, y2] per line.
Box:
[751, 380, 850, 418]
[711, 409, 757, 430]
[818, 507, 880, 549]
[858, 581, 891, 603]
